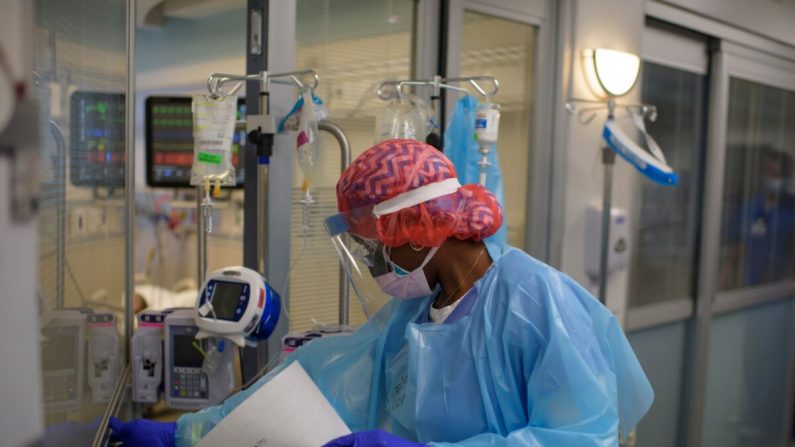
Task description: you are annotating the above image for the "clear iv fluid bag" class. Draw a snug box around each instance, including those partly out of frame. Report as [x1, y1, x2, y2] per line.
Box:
[296, 90, 320, 189]
[190, 94, 237, 186]
[475, 102, 500, 147]
[374, 95, 438, 143]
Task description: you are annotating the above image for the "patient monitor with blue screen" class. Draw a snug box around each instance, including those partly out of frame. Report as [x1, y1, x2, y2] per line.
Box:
[195, 266, 281, 347]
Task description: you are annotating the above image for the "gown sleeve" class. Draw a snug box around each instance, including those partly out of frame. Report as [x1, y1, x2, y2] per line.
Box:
[430, 265, 653, 447]
[174, 302, 398, 447]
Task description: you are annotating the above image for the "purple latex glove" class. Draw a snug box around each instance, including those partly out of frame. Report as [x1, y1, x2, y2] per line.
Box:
[322, 429, 425, 447]
[109, 417, 176, 447]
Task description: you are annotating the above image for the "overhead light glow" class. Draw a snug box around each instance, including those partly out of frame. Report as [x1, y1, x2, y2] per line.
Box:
[583, 48, 640, 97]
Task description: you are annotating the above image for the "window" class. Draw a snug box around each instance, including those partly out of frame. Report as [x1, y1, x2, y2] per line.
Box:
[718, 78, 795, 291]
[35, 0, 129, 422]
[289, 0, 416, 330]
[628, 61, 707, 308]
[459, 10, 537, 249]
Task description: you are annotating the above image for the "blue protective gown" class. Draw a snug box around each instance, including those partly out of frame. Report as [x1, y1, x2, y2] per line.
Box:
[175, 243, 653, 446]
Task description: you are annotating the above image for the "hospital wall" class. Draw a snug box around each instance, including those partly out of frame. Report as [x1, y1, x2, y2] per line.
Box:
[554, 0, 645, 323]
[664, 0, 795, 45]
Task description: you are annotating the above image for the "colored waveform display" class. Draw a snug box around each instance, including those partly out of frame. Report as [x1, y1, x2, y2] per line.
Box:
[146, 97, 246, 188]
[69, 92, 126, 187]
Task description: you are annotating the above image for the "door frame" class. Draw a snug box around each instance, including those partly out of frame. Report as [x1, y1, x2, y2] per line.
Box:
[444, 0, 556, 260]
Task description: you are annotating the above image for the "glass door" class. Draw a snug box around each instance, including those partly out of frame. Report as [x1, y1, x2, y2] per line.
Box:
[625, 23, 710, 447]
[445, 0, 548, 254]
[288, 0, 419, 330]
[700, 43, 795, 447]
[628, 25, 795, 447]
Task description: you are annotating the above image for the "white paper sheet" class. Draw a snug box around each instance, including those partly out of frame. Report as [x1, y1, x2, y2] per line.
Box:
[196, 362, 351, 447]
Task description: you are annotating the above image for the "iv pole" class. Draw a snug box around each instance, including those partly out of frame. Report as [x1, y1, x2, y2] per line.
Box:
[565, 97, 659, 304]
[376, 75, 500, 101]
[375, 75, 500, 149]
[201, 70, 319, 286]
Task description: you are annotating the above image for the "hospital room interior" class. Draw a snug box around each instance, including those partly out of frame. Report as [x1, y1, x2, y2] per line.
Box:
[1, 0, 795, 446]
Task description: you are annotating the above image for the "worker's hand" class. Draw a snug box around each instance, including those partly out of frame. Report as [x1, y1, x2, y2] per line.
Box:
[109, 417, 176, 447]
[322, 429, 425, 447]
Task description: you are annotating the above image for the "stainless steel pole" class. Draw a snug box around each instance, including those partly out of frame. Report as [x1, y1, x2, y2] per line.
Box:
[597, 148, 615, 304]
[50, 121, 66, 309]
[318, 120, 352, 325]
[197, 186, 207, 286]
[597, 99, 616, 304]
[124, 0, 136, 362]
[257, 82, 269, 276]
[258, 165, 269, 275]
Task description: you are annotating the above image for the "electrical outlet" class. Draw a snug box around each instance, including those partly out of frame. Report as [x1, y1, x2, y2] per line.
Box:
[70, 207, 88, 238]
[231, 207, 244, 235]
[87, 208, 107, 236]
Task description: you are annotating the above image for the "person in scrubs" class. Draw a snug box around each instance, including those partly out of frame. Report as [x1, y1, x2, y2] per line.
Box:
[721, 146, 795, 288]
[111, 139, 653, 446]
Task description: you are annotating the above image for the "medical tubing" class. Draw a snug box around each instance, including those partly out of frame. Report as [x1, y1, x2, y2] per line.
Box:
[279, 230, 310, 322]
[301, 195, 312, 231]
[228, 337, 285, 395]
[478, 151, 490, 186]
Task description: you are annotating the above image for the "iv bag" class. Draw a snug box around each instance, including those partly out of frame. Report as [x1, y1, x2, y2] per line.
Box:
[277, 93, 328, 133]
[296, 90, 320, 187]
[201, 338, 225, 375]
[190, 94, 237, 186]
[374, 94, 438, 143]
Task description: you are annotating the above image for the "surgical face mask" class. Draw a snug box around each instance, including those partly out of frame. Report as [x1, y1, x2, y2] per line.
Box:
[374, 246, 439, 299]
[764, 178, 787, 194]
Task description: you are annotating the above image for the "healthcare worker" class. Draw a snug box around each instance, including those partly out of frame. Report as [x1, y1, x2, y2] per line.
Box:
[721, 146, 795, 288]
[111, 139, 653, 446]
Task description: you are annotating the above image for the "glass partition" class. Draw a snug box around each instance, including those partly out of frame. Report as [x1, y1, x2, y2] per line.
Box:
[34, 0, 130, 441]
[459, 10, 537, 249]
[702, 299, 795, 447]
[718, 78, 795, 291]
[289, 0, 417, 331]
[628, 321, 688, 447]
[628, 61, 706, 308]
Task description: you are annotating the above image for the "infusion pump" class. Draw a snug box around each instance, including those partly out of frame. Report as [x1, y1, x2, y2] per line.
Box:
[132, 266, 281, 410]
[41, 309, 120, 414]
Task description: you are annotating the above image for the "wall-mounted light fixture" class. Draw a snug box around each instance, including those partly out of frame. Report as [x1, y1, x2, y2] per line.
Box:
[583, 48, 640, 97]
[566, 48, 673, 307]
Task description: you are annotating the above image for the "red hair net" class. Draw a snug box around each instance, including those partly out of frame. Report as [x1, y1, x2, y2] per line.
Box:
[336, 139, 503, 247]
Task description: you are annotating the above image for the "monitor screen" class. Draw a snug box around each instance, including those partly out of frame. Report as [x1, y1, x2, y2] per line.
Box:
[210, 281, 245, 320]
[41, 327, 79, 372]
[173, 334, 204, 368]
[70, 92, 126, 187]
[146, 96, 246, 188]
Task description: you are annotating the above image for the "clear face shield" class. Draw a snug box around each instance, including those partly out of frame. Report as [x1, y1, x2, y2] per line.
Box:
[325, 206, 393, 320]
[324, 178, 463, 319]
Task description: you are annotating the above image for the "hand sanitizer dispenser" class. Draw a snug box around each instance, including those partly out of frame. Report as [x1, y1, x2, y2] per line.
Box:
[585, 204, 630, 281]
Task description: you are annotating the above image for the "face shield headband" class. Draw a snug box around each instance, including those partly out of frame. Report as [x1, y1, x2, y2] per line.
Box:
[324, 178, 461, 319]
